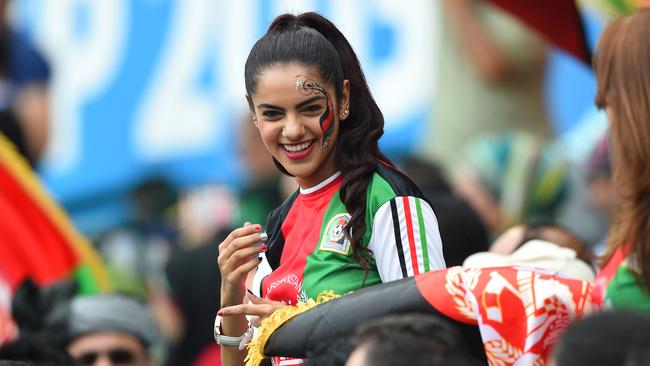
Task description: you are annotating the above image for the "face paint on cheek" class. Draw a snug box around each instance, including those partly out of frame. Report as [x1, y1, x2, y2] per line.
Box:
[319, 97, 334, 149]
[295, 76, 334, 149]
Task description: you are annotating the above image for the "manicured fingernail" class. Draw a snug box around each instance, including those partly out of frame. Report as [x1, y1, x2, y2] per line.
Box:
[259, 232, 268, 241]
[260, 244, 268, 251]
[254, 224, 261, 231]
[217, 310, 223, 316]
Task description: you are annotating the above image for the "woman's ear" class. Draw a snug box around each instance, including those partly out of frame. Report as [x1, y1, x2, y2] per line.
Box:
[245, 94, 258, 126]
[339, 79, 351, 121]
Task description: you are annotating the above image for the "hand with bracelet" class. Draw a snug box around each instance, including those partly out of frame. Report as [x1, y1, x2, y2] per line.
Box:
[220, 290, 285, 326]
[216, 222, 269, 362]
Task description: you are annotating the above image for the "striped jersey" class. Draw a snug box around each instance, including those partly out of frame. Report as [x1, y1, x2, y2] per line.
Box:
[252, 163, 445, 306]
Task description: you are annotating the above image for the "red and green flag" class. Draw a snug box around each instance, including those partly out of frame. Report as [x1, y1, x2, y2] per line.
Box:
[0, 133, 110, 294]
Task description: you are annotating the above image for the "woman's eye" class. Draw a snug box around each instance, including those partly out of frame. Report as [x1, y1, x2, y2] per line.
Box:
[303, 105, 324, 114]
[262, 110, 283, 119]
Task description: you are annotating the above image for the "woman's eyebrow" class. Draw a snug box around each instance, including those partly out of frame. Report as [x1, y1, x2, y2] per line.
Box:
[256, 95, 325, 111]
[256, 103, 284, 111]
[295, 95, 325, 109]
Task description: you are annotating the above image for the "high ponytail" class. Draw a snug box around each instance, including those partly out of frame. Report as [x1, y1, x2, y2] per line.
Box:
[245, 12, 392, 270]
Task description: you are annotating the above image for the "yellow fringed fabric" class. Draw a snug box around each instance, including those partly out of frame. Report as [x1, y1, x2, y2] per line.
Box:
[245, 290, 341, 366]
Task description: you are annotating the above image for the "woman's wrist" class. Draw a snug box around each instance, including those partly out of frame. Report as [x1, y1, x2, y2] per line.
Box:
[221, 287, 244, 307]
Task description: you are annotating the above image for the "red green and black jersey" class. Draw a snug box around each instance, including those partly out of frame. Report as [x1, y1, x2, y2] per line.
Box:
[593, 246, 650, 312]
[252, 163, 445, 306]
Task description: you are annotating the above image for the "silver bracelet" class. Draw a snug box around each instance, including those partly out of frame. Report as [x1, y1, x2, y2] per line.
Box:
[214, 314, 253, 348]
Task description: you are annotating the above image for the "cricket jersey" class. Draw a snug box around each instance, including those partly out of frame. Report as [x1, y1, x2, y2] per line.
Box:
[593, 246, 650, 312]
[252, 163, 446, 306]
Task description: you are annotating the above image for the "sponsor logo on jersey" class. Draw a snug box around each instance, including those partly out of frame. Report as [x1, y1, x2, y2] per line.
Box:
[319, 213, 351, 255]
[266, 273, 303, 305]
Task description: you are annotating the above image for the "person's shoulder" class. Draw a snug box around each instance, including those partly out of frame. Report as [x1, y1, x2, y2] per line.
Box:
[371, 161, 425, 199]
[365, 162, 429, 215]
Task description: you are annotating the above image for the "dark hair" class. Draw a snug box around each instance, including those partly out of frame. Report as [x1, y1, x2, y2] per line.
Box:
[244, 12, 391, 268]
[349, 314, 473, 366]
[626, 336, 650, 366]
[304, 336, 353, 366]
[516, 220, 593, 264]
[553, 310, 650, 366]
[0, 336, 75, 366]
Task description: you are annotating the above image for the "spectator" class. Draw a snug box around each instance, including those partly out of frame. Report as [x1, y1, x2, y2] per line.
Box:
[551, 310, 650, 366]
[0, 0, 50, 167]
[489, 221, 592, 263]
[418, 0, 551, 176]
[625, 336, 650, 366]
[346, 314, 474, 366]
[0, 336, 74, 366]
[303, 337, 353, 366]
[556, 130, 612, 253]
[464, 222, 595, 281]
[46, 294, 159, 366]
[453, 132, 568, 235]
[591, 8, 650, 311]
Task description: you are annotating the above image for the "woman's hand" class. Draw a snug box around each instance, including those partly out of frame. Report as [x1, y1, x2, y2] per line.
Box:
[218, 222, 268, 306]
[218, 292, 286, 327]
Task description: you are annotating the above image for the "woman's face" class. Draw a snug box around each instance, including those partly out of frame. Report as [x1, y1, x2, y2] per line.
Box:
[249, 63, 349, 188]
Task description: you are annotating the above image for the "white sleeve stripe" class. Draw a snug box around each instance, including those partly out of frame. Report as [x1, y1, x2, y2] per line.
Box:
[396, 197, 445, 273]
[368, 197, 446, 283]
[368, 201, 402, 281]
[396, 196, 417, 276]
[396, 197, 424, 275]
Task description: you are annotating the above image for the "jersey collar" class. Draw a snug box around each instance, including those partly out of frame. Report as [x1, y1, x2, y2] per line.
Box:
[299, 171, 342, 195]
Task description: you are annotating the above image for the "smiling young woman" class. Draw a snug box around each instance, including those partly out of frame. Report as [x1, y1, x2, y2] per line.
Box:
[251, 63, 348, 188]
[216, 13, 446, 366]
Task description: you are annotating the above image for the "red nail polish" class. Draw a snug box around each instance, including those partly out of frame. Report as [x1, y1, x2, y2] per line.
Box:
[217, 310, 223, 316]
[260, 244, 268, 251]
[254, 224, 261, 231]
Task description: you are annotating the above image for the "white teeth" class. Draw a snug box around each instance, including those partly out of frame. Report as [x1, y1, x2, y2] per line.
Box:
[284, 141, 312, 152]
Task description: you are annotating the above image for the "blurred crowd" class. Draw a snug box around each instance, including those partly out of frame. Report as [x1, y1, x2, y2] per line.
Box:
[1, 0, 649, 366]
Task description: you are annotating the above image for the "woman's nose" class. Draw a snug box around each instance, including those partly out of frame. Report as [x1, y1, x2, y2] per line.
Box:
[282, 114, 305, 140]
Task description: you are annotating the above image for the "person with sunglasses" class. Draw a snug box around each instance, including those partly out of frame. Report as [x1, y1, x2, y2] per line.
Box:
[50, 294, 159, 366]
[67, 333, 151, 366]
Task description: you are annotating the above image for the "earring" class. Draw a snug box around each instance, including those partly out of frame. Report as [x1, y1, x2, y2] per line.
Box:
[340, 108, 349, 118]
[252, 115, 258, 125]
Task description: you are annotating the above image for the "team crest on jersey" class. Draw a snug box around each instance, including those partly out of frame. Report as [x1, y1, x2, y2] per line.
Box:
[319, 213, 351, 255]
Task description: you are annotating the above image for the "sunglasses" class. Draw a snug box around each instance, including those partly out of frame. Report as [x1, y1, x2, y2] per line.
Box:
[75, 348, 137, 365]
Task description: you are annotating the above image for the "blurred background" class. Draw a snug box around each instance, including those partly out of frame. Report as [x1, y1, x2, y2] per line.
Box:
[10, 0, 604, 235]
[3, 0, 643, 364]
